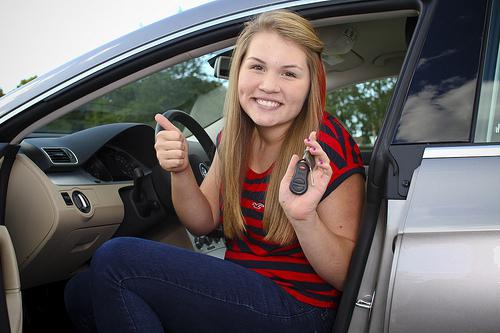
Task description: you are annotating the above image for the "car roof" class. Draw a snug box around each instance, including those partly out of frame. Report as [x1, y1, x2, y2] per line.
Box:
[0, 0, 332, 116]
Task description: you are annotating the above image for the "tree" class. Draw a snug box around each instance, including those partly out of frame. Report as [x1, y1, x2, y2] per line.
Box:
[41, 57, 223, 133]
[0, 76, 38, 98]
[326, 77, 396, 148]
[17, 76, 38, 88]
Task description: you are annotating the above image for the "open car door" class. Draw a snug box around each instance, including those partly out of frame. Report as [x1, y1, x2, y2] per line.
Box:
[0, 145, 22, 333]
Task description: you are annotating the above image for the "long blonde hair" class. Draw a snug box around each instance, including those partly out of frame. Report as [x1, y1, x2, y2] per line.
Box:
[219, 10, 325, 245]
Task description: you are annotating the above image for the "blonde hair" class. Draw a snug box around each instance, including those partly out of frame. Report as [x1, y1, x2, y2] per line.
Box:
[219, 10, 325, 245]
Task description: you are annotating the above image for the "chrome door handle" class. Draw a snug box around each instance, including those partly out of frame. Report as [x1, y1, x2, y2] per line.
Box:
[355, 292, 374, 310]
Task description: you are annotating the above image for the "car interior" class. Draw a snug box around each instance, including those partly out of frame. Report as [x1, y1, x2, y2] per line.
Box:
[0, 5, 419, 332]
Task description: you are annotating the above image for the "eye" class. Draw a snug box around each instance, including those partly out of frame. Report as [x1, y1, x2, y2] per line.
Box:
[283, 71, 297, 78]
[249, 64, 264, 71]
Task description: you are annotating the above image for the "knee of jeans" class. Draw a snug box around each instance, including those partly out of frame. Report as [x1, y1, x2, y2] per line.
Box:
[91, 237, 140, 270]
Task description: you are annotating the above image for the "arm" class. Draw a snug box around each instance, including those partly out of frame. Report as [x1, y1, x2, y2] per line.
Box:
[279, 131, 365, 290]
[287, 174, 364, 290]
[154, 114, 220, 236]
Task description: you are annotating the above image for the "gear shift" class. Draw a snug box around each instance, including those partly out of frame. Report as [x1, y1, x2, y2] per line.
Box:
[131, 167, 157, 217]
[132, 167, 145, 202]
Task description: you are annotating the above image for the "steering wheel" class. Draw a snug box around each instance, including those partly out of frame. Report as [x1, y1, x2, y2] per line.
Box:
[152, 110, 216, 210]
[155, 109, 215, 162]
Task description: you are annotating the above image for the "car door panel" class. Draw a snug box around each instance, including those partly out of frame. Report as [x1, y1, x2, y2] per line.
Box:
[387, 147, 500, 332]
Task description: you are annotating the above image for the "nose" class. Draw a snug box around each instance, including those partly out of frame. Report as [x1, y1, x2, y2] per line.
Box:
[258, 72, 280, 93]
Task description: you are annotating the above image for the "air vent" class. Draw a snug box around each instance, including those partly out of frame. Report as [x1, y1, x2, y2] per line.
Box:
[42, 147, 78, 165]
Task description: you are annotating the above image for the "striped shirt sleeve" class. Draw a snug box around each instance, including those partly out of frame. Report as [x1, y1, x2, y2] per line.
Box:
[318, 112, 365, 201]
[216, 131, 222, 150]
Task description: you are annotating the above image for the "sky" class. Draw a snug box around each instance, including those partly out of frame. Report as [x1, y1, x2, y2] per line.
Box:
[0, 0, 214, 94]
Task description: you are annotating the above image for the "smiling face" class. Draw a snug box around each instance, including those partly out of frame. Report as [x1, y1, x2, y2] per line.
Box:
[238, 31, 311, 134]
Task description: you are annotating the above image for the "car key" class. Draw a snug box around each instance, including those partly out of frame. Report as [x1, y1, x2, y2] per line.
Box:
[289, 149, 315, 195]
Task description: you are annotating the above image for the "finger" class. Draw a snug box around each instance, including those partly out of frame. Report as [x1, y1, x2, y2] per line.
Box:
[157, 147, 186, 167]
[157, 149, 185, 160]
[316, 158, 332, 174]
[155, 139, 184, 151]
[304, 131, 318, 150]
[314, 153, 331, 178]
[159, 158, 185, 171]
[310, 145, 329, 165]
[304, 133, 328, 165]
[155, 129, 184, 143]
[155, 114, 180, 132]
[303, 130, 317, 145]
[309, 131, 317, 142]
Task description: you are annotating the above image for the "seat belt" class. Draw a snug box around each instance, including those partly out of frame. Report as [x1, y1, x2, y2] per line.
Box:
[0, 144, 20, 226]
[0, 144, 20, 333]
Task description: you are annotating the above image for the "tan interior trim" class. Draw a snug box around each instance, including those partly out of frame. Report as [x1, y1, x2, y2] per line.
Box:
[5, 154, 125, 288]
[0, 226, 22, 333]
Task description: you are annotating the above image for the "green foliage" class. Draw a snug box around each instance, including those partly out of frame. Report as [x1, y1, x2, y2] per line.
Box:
[326, 77, 396, 148]
[41, 58, 222, 133]
[0, 75, 38, 98]
[17, 76, 38, 88]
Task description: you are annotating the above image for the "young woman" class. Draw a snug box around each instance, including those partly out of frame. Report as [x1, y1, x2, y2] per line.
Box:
[65, 10, 365, 333]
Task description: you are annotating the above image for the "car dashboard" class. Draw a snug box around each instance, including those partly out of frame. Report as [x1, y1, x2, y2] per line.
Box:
[4, 123, 179, 288]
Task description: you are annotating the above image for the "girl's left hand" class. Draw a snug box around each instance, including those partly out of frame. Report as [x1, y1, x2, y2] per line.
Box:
[279, 131, 333, 222]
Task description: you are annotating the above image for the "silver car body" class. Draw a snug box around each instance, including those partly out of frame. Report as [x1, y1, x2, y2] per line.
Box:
[387, 148, 500, 332]
[0, 0, 499, 332]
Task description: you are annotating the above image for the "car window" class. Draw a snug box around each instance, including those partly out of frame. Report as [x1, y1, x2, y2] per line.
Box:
[36, 13, 404, 145]
[474, 0, 500, 143]
[393, 2, 485, 144]
[38, 53, 228, 134]
[326, 77, 396, 150]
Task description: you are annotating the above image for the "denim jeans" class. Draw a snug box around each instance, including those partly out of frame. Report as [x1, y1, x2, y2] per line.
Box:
[64, 237, 335, 332]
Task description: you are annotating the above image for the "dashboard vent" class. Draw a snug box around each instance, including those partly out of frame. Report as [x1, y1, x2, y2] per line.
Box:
[42, 147, 78, 165]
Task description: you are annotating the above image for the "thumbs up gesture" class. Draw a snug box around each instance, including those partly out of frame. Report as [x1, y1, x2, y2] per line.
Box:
[154, 114, 190, 173]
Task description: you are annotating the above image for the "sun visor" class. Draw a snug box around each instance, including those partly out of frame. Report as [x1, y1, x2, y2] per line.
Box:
[320, 25, 363, 72]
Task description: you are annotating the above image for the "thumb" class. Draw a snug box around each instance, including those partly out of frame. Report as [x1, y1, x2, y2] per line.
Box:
[155, 114, 180, 132]
[282, 154, 300, 186]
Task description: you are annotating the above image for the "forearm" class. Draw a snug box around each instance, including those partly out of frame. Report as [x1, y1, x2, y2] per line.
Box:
[278, 133, 364, 290]
[170, 167, 217, 235]
[290, 213, 355, 290]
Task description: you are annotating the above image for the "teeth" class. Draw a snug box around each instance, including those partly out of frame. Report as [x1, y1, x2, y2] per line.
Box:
[256, 98, 280, 108]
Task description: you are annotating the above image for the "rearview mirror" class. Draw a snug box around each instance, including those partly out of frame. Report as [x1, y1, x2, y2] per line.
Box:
[214, 56, 231, 79]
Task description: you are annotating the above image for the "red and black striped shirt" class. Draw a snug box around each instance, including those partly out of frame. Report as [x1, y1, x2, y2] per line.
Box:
[223, 112, 365, 308]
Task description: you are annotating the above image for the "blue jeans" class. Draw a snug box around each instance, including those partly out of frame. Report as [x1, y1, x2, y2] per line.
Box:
[64, 237, 335, 332]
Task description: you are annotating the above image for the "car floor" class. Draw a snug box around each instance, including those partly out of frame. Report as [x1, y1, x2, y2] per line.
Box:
[22, 280, 76, 332]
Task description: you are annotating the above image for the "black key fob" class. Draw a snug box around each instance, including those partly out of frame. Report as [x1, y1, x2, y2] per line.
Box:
[289, 159, 310, 195]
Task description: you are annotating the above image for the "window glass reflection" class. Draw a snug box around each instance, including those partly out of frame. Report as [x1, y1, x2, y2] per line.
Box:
[474, 0, 500, 143]
[394, 0, 486, 143]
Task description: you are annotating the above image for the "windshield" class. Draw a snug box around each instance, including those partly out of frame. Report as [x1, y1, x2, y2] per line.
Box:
[38, 52, 228, 134]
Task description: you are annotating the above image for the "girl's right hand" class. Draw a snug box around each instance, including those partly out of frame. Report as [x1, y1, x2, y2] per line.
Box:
[154, 114, 190, 173]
